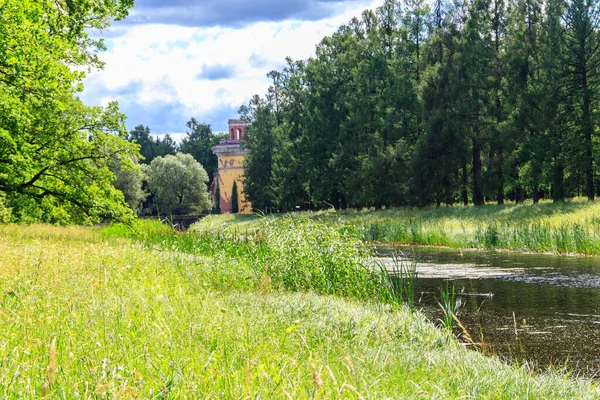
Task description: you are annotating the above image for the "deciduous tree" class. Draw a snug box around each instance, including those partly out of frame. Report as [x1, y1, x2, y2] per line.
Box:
[148, 153, 211, 215]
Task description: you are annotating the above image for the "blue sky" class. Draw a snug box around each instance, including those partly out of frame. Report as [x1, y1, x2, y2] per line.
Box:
[81, 0, 382, 140]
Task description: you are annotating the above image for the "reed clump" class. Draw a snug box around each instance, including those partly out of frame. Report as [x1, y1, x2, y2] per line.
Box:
[103, 217, 400, 303]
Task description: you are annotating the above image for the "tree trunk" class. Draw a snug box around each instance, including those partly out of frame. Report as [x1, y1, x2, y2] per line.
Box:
[532, 161, 541, 204]
[497, 144, 504, 205]
[583, 84, 594, 200]
[513, 160, 522, 204]
[462, 159, 469, 206]
[552, 159, 565, 202]
[444, 175, 454, 206]
[472, 136, 484, 206]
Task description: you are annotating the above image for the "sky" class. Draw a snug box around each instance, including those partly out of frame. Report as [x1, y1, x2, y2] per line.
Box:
[81, 0, 384, 141]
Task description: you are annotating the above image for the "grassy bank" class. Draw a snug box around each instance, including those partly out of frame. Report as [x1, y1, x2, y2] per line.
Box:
[1, 223, 599, 397]
[192, 198, 600, 255]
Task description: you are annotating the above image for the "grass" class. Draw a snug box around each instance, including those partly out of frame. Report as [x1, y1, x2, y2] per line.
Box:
[192, 198, 600, 255]
[105, 217, 397, 303]
[1, 223, 599, 397]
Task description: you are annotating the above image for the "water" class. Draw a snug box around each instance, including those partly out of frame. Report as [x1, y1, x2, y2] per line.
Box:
[377, 245, 600, 378]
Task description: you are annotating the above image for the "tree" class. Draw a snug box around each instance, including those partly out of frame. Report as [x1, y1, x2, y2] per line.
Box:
[147, 153, 211, 215]
[563, 0, 600, 200]
[0, 0, 136, 223]
[154, 134, 177, 159]
[179, 119, 219, 185]
[110, 156, 148, 214]
[128, 126, 177, 164]
[231, 180, 239, 214]
[242, 95, 280, 212]
[238, 0, 600, 209]
[539, 0, 569, 201]
[415, 0, 466, 206]
[128, 125, 154, 163]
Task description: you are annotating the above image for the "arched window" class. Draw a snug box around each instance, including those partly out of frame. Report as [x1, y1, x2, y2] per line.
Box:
[236, 128, 240, 141]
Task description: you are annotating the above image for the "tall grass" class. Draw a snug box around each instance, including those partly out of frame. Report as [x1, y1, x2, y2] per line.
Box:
[104, 217, 401, 304]
[194, 199, 600, 255]
[355, 217, 600, 254]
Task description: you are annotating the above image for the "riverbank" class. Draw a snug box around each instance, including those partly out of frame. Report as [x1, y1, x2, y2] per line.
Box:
[1, 222, 598, 397]
[192, 198, 600, 255]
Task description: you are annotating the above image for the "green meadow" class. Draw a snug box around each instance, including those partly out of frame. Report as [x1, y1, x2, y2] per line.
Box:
[1, 221, 599, 398]
[192, 198, 600, 255]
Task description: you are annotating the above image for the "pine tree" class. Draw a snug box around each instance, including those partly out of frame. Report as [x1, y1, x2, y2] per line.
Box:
[563, 0, 600, 200]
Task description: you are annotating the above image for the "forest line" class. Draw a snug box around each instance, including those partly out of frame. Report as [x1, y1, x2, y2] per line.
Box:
[241, 0, 600, 212]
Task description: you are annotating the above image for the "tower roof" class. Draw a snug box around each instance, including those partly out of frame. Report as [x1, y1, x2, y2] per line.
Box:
[228, 119, 247, 125]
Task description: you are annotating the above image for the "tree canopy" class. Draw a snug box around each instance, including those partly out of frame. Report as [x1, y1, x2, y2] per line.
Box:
[148, 153, 212, 215]
[110, 156, 148, 214]
[243, 0, 600, 211]
[127, 125, 177, 164]
[179, 119, 223, 186]
[0, 0, 137, 223]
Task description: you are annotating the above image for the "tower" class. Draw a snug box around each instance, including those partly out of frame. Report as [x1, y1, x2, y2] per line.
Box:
[211, 119, 252, 214]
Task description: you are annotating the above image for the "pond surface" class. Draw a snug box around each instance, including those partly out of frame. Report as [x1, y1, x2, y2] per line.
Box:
[376, 245, 600, 378]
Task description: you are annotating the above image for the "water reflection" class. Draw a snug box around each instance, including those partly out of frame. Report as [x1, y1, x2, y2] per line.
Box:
[377, 246, 600, 378]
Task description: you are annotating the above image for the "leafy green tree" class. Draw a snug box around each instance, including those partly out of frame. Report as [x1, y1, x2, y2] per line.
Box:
[502, 0, 542, 203]
[487, 0, 507, 204]
[179, 119, 218, 185]
[110, 156, 148, 214]
[128, 125, 154, 163]
[243, 95, 280, 212]
[239, 0, 600, 209]
[147, 153, 211, 215]
[0, 0, 136, 223]
[416, 0, 466, 206]
[457, 0, 496, 206]
[539, 0, 569, 201]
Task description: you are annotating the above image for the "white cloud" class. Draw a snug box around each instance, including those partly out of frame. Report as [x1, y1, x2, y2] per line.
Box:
[82, 0, 383, 135]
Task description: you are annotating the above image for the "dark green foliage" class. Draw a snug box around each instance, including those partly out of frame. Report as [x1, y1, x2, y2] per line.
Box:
[127, 125, 176, 164]
[241, 0, 600, 210]
[241, 95, 280, 212]
[231, 181, 239, 214]
[179, 119, 221, 186]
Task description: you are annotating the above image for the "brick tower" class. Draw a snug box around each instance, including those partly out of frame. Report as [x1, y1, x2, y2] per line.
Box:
[211, 119, 252, 214]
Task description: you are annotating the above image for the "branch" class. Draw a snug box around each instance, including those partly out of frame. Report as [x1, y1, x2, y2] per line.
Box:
[19, 154, 112, 189]
[30, 184, 91, 216]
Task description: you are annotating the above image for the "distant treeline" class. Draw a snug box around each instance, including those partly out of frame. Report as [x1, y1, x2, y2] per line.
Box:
[241, 0, 600, 212]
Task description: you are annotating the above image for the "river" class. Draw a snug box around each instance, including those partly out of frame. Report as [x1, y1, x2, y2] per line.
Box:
[377, 245, 600, 378]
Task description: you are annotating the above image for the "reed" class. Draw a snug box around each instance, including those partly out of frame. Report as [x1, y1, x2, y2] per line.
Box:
[438, 282, 463, 331]
[383, 252, 418, 309]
